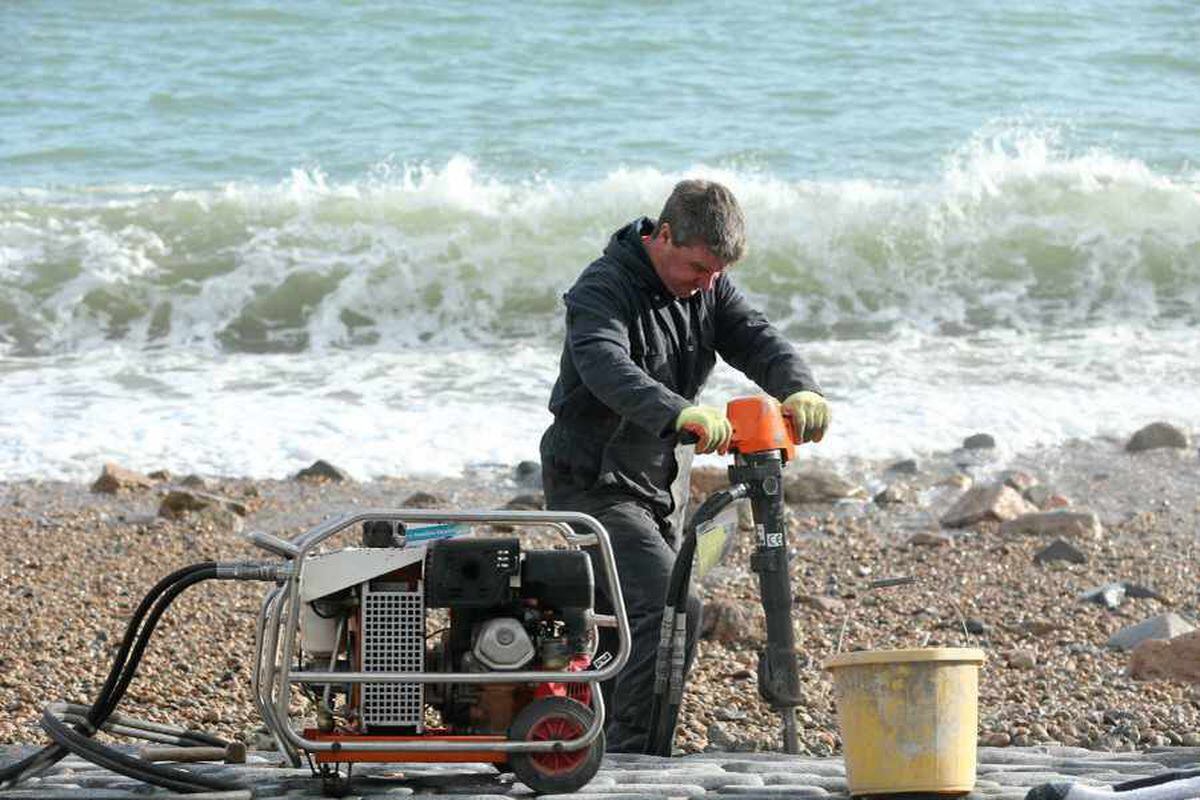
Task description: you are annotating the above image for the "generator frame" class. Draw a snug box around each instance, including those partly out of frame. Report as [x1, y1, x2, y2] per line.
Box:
[249, 508, 631, 767]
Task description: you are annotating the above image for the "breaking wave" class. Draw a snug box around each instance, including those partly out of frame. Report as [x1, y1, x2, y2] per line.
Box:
[2, 132, 1198, 357]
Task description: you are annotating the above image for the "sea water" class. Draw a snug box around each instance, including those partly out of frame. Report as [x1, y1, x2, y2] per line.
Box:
[2, 2, 1198, 480]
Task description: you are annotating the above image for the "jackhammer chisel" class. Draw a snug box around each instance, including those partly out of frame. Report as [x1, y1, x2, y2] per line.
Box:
[645, 395, 806, 755]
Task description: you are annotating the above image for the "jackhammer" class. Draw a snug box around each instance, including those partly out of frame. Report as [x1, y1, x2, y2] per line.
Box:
[645, 394, 807, 756]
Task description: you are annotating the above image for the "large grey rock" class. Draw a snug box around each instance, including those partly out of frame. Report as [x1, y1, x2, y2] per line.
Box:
[403, 491, 448, 508]
[963, 433, 997, 450]
[91, 462, 156, 493]
[941, 484, 1036, 528]
[179, 473, 211, 489]
[1108, 612, 1195, 651]
[1129, 629, 1200, 682]
[158, 489, 248, 519]
[1033, 539, 1087, 565]
[1000, 510, 1103, 540]
[1126, 422, 1191, 452]
[784, 469, 866, 503]
[294, 459, 353, 482]
[513, 459, 541, 486]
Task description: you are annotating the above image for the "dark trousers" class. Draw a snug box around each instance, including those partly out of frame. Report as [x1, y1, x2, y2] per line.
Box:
[542, 479, 703, 753]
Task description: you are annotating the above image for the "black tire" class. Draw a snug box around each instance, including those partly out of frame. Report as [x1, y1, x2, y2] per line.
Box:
[508, 696, 604, 794]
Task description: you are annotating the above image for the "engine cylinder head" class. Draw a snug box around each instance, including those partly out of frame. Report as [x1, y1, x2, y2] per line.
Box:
[473, 617, 535, 670]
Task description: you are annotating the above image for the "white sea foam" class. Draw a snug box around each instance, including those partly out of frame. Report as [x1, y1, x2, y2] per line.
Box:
[1, 132, 1198, 479]
[2, 132, 1198, 358]
[2, 324, 1196, 482]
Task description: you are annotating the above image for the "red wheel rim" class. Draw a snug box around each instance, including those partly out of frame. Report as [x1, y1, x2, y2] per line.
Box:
[526, 714, 588, 775]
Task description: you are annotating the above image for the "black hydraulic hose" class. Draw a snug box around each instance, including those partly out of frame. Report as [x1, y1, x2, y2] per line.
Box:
[96, 564, 216, 722]
[646, 486, 747, 755]
[102, 566, 218, 721]
[41, 708, 240, 794]
[1115, 770, 1200, 792]
[0, 563, 229, 790]
[0, 563, 212, 785]
[665, 487, 746, 611]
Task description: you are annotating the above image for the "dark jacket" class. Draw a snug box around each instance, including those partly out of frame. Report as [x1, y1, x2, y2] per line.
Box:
[542, 217, 821, 517]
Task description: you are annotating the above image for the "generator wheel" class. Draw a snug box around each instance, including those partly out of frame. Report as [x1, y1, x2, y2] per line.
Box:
[508, 696, 603, 794]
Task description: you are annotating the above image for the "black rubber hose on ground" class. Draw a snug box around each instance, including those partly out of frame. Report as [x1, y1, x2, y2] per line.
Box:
[1115, 769, 1200, 791]
[40, 708, 240, 794]
[0, 563, 212, 785]
[100, 566, 219, 721]
[41, 565, 238, 793]
[645, 486, 747, 756]
[55, 702, 224, 748]
[0, 563, 233, 791]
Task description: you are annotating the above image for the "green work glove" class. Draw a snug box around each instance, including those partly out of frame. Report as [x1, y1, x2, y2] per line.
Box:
[676, 405, 733, 454]
[782, 390, 831, 443]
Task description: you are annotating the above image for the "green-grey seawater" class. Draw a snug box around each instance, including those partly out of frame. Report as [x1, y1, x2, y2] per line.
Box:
[1, 2, 1197, 479]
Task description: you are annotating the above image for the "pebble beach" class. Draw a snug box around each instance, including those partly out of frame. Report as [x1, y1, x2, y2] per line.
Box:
[1, 428, 1197, 760]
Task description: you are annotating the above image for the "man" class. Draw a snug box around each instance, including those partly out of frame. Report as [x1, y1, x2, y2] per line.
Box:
[540, 179, 829, 753]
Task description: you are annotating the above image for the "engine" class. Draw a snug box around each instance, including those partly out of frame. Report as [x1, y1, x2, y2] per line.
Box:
[297, 521, 595, 736]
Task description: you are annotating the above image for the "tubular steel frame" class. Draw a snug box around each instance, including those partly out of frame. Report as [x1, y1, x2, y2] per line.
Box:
[251, 509, 631, 766]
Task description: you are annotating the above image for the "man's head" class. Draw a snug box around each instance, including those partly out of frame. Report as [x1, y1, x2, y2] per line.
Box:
[644, 179, 746, 299]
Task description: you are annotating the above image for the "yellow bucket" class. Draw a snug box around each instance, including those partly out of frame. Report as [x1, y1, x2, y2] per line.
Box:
[823, 648, 985, 796]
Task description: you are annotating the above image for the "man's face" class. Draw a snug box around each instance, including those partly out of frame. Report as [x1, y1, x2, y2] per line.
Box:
[648, 225, 729, 299]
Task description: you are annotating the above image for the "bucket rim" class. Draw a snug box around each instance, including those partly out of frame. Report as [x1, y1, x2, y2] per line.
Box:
[823, 647, 985, 669]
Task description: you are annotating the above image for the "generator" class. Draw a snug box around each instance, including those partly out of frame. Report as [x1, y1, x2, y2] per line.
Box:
[250, 509, 630, 796]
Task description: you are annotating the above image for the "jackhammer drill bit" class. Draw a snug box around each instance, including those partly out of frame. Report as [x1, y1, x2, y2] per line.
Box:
[732, 449, 803, 754]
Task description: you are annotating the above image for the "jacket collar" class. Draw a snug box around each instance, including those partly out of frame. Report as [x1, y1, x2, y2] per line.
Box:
[604, 217, 671, 297]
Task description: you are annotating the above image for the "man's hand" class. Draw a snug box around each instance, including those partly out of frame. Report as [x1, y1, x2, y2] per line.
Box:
[676, 406, 733, 454]
[782, 391, 831, 443]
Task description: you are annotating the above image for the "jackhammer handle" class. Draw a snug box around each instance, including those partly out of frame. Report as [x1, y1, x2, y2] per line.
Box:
[138, 743, 246, 764]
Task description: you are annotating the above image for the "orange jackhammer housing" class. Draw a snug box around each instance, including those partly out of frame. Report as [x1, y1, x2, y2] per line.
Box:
[727, 395, 797, 461]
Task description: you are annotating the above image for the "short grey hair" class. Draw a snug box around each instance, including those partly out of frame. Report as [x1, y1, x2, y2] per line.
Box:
[654, 179, 747, 264]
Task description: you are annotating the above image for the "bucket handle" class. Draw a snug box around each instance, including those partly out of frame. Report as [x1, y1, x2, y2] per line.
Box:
[835, 576, 975, 653]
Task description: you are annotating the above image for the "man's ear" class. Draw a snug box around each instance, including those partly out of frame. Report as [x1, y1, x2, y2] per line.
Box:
[656, 221, 672, 245]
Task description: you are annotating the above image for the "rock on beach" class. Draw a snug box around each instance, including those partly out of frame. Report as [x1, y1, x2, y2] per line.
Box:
[940, 483, 1036, 527]
[91, 463, 156, 494]
[1000, 510, 1103, 539]
[1125, 422, 1191, 452]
